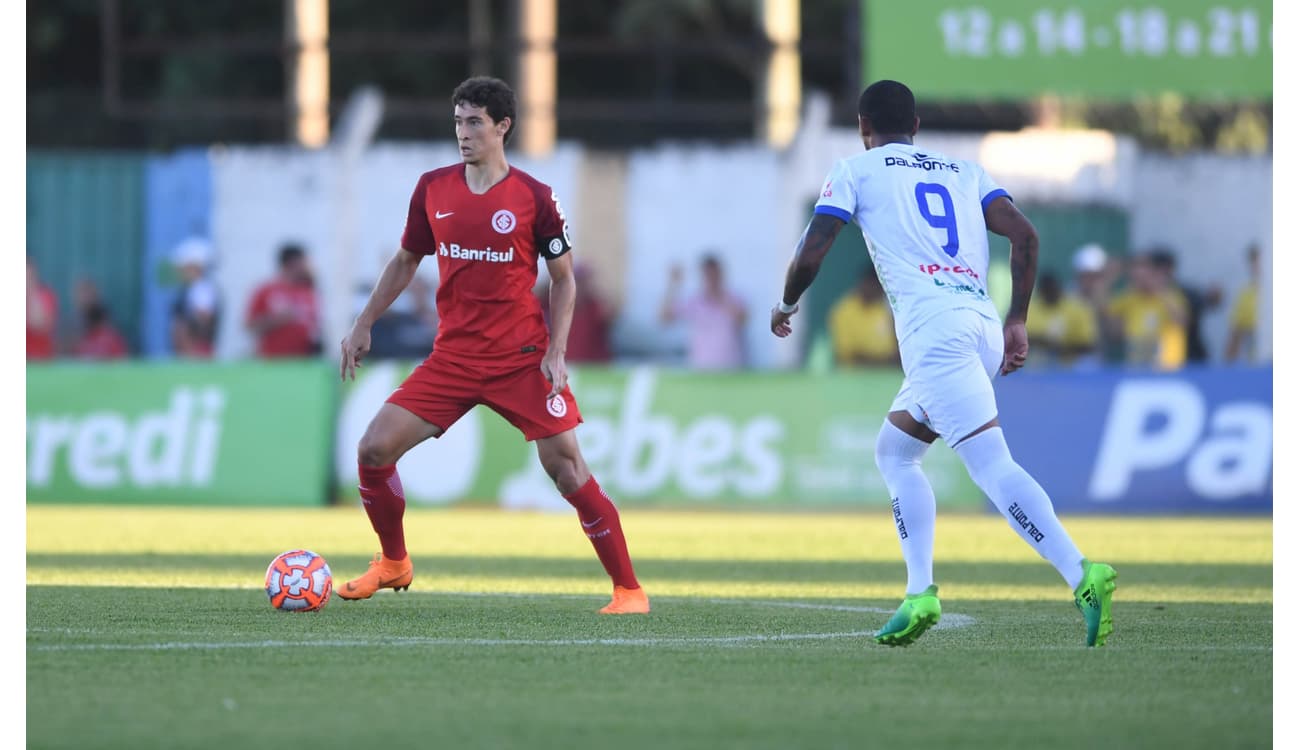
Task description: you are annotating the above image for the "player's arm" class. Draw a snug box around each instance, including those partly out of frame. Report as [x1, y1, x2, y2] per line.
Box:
[542, 252, 576, 398]
[984, 195, 1038, 375]
[533, 184, 577, 396]
[771, 213, 846, 337]
[341, 247, 423, 380]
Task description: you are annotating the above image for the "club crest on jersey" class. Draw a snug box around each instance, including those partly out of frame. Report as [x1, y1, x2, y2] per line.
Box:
[546, 394, 567, 418]
[492, 209, 517, 234]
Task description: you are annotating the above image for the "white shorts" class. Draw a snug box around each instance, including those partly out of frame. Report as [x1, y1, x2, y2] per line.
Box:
[889, 308, 1003, 446]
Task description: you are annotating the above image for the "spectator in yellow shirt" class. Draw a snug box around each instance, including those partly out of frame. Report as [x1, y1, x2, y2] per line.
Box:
[1149, 248, 1222, 364]
[1225, 244, 1261, 363]
[828, 267, 898, 367]
[1071, 243, 1124, 363]
[1104, 252, 1189, 370]
[1025, 272, 1098, 367]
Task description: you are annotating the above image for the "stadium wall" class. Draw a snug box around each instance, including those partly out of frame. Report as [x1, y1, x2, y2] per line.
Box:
[116, 131, 1271, 366]
[142, 149, 212, 357]
[26, 362, 1272, 514]
[27, 153, 147, 351]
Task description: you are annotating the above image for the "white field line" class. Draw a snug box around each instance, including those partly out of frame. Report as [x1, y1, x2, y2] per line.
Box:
[27, 594, 973, 652]
[30, 631, 884, 652]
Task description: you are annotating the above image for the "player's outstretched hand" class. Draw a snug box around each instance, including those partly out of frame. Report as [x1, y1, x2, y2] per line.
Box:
[1001, 321, 1028, 375]
[340, 325, 371, 381]
[770, 304, 798, 337]
[541, 349, 568, 398]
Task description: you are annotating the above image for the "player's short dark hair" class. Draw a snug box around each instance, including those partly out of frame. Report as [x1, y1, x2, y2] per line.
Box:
[278, 243, 306, 268]
[858, 80, 916, 135]
[452, 76, 518, 143]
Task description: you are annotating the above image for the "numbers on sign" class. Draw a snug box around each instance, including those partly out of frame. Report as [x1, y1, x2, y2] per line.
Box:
[914, 183, 960, 258]
[1142, 8, 1169, 56]
[1117, 9, 1139, 54]
[1238, 10, 1259, 55]
[936, 5, 1265, 62]
[938, 8, 993, 57]
[1033, 9, 1086, 56]
[1208, 7, 1235, 57]
[1060, 9, 1086, 54]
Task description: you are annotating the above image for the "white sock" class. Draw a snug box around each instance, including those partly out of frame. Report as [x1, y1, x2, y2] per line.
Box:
[954, 427, 1086, 590]
[875, 421, 937, 595]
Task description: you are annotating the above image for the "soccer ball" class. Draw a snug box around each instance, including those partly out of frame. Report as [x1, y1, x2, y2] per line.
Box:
[265, 549, 333, 612]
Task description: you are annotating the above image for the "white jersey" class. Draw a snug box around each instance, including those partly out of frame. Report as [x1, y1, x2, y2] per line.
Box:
[813, 142, 1008, 343]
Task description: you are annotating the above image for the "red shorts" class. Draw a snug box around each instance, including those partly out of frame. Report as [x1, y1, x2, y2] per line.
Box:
[386, 352, 582, 441]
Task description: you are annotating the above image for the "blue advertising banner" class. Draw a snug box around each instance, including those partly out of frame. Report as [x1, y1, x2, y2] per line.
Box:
[996, 366, 1272, 513]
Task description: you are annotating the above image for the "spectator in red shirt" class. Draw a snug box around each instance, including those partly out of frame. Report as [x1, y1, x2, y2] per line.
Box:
[540, 263, 614, 363]
[75, 303, 130, 359]
[71, 279, 129, 359]
[246, 243, 321, 358]
[26, 258, 58, 360]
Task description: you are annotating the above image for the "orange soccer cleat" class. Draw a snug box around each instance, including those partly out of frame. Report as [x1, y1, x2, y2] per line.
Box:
[598, 585, 650, 615]
[336, 553, 414, 600]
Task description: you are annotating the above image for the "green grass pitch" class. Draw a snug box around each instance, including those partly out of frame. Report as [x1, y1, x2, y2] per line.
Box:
[27, 507, 1271, 750]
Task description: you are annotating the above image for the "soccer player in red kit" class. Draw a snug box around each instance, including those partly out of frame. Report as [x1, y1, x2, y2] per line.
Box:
[337, 76, 649, 615]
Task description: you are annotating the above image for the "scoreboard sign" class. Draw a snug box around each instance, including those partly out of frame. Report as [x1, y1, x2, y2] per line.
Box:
[863, 1, 1272, 100]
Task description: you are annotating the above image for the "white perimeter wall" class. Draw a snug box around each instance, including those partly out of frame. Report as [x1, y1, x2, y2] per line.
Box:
[209, 142, 581, 359]
[1129, 153, 1272, 361]
[208, 127, 1270, 365]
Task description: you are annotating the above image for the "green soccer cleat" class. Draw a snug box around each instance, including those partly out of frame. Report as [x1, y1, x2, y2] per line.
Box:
[874, 584, 942, 647]
[1073, 560, 1118, 647]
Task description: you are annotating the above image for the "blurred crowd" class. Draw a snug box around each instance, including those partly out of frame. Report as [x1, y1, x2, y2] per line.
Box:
[27, 258, 129, 361]
[28, 238, 1263, 372]
[1024, 242, 1262, 371]
[27, 237, 325, 363]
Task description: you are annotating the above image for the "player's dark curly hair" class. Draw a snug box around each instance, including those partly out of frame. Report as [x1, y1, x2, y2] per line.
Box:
[452, 76, 518, 144]
[858, 80, 916, 136]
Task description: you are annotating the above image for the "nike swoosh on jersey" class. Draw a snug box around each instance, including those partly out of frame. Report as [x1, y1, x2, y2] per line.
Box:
[435, 210, 455, 219]
[581, 517, 604, 528]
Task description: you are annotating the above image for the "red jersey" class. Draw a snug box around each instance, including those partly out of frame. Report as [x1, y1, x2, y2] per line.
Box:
[401, 164, 572, 366]
[246, 279, 320, 357]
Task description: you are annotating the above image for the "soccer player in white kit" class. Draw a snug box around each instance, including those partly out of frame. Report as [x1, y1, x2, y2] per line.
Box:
[771, 80, 1117, 647]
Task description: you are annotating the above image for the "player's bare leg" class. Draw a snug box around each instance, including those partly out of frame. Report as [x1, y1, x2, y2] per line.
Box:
[338, 404, 441, 600]
[536, 429, 648, 614]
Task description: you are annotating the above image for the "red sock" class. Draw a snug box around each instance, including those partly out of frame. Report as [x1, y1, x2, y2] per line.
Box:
[357, 464, 408, 562]
[564, 475, 640, 589]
